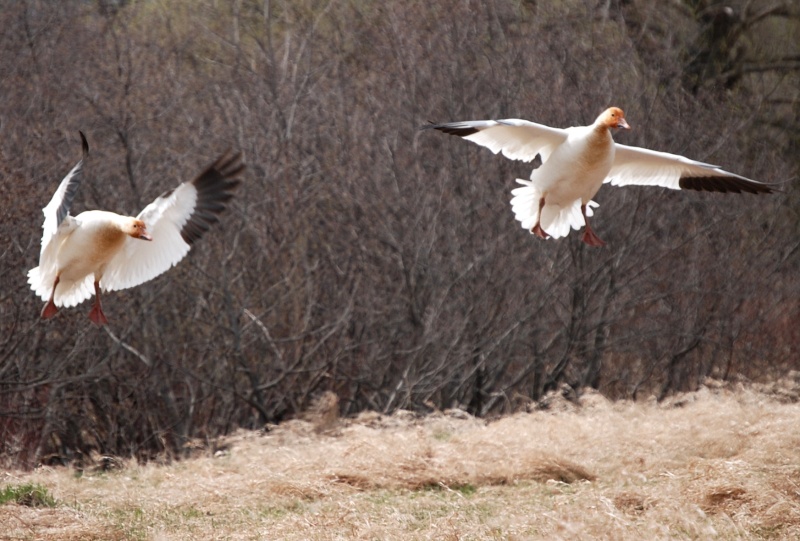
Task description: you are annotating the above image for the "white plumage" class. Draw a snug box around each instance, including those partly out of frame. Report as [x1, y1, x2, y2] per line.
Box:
[427, 107, 772, 246]
[28, 132, 244, 324]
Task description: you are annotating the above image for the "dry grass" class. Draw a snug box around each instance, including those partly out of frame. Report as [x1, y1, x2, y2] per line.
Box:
[3, 384, 800, 540]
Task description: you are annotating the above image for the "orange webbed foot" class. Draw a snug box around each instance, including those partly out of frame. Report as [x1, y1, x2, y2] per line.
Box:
[581, 227, 606, 247]
[88, 303, 108, 326]
[532, 223, 550, 239]
[41, 300, 59, 319]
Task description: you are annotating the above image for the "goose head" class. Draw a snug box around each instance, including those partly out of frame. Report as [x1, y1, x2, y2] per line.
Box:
[597, 107, 630, 130]
[124, 218, 152, 241]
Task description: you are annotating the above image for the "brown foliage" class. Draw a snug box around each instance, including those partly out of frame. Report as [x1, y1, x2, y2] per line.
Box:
[6, 386, 800, 539]
[0, 0, 798, 467]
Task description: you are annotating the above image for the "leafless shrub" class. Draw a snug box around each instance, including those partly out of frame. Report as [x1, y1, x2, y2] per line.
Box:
[303, 390, 340, 434]
[0, 0, 797, 467]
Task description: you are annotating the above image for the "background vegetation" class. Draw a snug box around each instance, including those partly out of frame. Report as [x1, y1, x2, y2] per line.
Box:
[0, 0, 797, 468]
[5, 386, 800, 540]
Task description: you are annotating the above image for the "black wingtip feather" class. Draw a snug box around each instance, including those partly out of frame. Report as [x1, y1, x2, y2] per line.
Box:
[422, 122, 481, 137]
[181, 150, 244, 245]
[78, 131, 89, 158]
[55, 132, 89, 227]
[679, 176, 773, 195]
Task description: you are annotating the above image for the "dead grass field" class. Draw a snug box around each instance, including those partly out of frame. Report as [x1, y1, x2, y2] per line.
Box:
[3, 381, 800, 540]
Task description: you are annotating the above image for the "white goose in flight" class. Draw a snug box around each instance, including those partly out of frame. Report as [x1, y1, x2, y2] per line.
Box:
[28, 132, 244, 325]
[425, 107, 772, 246]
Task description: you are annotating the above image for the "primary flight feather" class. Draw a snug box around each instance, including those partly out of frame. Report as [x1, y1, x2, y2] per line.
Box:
[28, 132, 244, 325]
[425, 107, 772, 246]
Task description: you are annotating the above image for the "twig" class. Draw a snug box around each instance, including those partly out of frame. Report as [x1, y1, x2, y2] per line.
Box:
[102, 326, 151, 367]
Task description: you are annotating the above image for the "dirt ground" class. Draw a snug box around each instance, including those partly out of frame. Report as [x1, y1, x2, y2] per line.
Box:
[3, 380, 800, 540]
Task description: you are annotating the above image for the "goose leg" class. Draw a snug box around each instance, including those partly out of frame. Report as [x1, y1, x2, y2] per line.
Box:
[531, 197, 550, 239]
[41, 276, 60, 319]
[581, 203, 605, 247]
[87, 280, 108, 326]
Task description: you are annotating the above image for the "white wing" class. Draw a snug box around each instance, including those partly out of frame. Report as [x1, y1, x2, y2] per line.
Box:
[40, 132, 88, 257]
[28, 133, 89, 302]
[606, 144, 772, 194]
[101, 152, 243, 292]
[425, 119, 568, 163]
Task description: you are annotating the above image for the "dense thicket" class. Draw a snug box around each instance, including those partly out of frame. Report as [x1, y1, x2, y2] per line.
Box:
[1, 0, 797, 467]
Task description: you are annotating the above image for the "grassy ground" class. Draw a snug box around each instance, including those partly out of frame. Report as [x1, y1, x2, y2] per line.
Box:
[3, 381, 800, 540]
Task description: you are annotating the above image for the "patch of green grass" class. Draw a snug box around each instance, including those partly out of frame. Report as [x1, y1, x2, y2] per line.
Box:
[106, 506, 149, 541]
[0, 483, 57, 507]
[416, 481, 477, 496]
[258, 505, 289, 519]
[750, 524, 787, 539]
[453, 483, 478, 496]
[364, 489, 395, 507]
[182, 506, 205, 519]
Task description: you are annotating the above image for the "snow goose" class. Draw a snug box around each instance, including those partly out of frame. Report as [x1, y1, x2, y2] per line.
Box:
[425, 107, 773, 246]
[28, 132, 244, 325]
